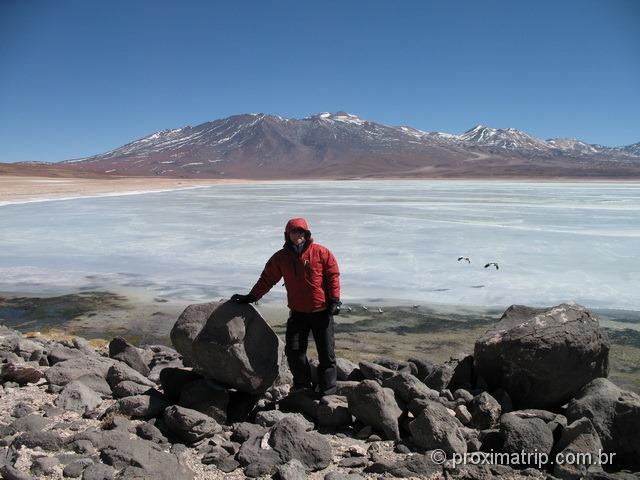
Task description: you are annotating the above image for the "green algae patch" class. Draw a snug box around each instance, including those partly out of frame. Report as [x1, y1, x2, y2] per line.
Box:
[0, 291, 130, 330]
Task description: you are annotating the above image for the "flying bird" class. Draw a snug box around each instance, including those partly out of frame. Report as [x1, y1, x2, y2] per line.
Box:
[362, 306, 368, 311]
[457, 256, 471, 263]
[484, 262, 499, 270]
[412, 304, 420, 309]
[346, 306, 353, 312]
[377, 307, 384, 314]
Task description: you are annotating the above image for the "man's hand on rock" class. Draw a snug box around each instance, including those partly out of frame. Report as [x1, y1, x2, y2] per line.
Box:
[231, 293, 256, 304]
[329, 298, 342, 316]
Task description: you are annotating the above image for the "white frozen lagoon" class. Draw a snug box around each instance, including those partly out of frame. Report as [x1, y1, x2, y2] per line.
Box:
[1, 180, 639, 311]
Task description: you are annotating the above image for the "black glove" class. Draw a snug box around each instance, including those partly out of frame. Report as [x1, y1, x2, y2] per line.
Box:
[231, 293, 256, 304]
[328, 298, 342, 316]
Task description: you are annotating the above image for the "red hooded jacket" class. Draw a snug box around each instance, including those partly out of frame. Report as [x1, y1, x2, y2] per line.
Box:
[249, 218, 340, 313]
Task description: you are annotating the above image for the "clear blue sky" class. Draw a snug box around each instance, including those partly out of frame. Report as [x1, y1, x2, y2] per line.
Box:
[1, 0, 638, 163]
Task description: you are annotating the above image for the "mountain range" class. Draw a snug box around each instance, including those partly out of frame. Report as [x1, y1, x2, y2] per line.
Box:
[4, 112, 640, 179]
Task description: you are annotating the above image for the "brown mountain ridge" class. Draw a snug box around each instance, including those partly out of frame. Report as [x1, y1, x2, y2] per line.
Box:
[4, 112, 640, 179]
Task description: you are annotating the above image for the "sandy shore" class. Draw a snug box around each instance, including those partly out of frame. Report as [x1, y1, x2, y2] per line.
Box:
[0, 175, 247, 205]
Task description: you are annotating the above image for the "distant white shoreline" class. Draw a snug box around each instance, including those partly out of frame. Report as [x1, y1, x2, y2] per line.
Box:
[2, 178, 639, 209]
[0, 185, 213, 208]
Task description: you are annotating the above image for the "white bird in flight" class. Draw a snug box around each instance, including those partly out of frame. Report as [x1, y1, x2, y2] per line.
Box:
[362, 305, 368, 311]
[377, 307, 384, 314]
[457, 256, 471, 263]
[484, 262, 499, 270]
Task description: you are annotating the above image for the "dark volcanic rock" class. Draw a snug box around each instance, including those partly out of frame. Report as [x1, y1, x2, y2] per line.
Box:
[80, 463, 115, 480]
[159, 367, 203, 402]
[358, 361, 396, 383]
[112, 394, 169, 419]
[231, 422, 267, 443]
[63, 458, 94, 478]
[111, 380, 152, 398]
[565, 377, 640, 468]
[236, 431, 280, 474]
[469, 392, 502, 429]
[178, 378, 229, 424]
[409, 400, 467, 454]
[170, 301, 284, 394]
[10, 414, 51, 433]
[163, 405, 222, 444]
[254, 410, 314, 430]
[12, 431, 65, 451]
[500, 412, 554, 459]
[135, 422, 168, 444]
[269, 417, 332, 471]
[382, 371, 439, 404]
[474, 303, 609, 409]
[108, 337, 150, 376]
[74, 428, 193, 480]
[45, 355, 114, 390]
[423, 354, 474, 392]
[30, 456, 59, 476]
[407, 357, 435, 381]
[1, 360, 44, 385]
[1, 465, 35, 480]
[347, 380, 402, 441]
[105, 362, 154, 390]
[365, 453, 443, 478]
[335, 357, 359, 381]
[553, 417, 604, 480]
[56, 380, 102, 414]
[277, 459, 306, 480]
[279, 391, 350, 428]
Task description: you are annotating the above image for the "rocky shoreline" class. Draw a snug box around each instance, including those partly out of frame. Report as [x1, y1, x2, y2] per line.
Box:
[1, 301, 639, 479]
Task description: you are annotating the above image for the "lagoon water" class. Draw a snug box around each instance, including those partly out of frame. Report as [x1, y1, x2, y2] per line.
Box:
[1, 180, 639, 311]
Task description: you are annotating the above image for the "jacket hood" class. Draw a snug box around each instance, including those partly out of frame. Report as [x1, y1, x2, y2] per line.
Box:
[285, 218, 310, 233]
[284, 217, 312, 246]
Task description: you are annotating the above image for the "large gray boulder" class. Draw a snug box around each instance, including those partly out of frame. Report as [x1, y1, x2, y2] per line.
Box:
[170, 301, 284, 394]
[347, 380, 402, 441]
[499, 412, 554, 459]
[409, 400, 467, 454]
[553, 417, 604, 480]
[565, 377, 640, 468]
[269, 417, 332, 471]
[474, 303, 609, 409]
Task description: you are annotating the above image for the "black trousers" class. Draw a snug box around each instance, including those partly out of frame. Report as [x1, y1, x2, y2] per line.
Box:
[285, 309, 337, 395]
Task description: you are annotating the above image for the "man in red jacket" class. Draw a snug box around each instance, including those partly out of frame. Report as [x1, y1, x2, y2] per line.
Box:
[232, 217, 341, 396]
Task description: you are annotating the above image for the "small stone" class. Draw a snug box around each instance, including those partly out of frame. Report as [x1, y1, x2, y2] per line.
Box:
[395, 443, 411, 454]
[339, 456, 369, 468]
[367, 434, 382, 442]
[454, 404, 472, 425]
[277, 459, 307, 480]
[30, 456, 60, 476]
[42, 404, 65, 418]
[135, 422, 167, 443]
[81, 463, 116, 480]
[0, 464, 35, 480]
[12, 402, 34, 418]
[217, 457, 240, 473]
[347, 444, 367, 457]
[63, 458, 93, 478]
